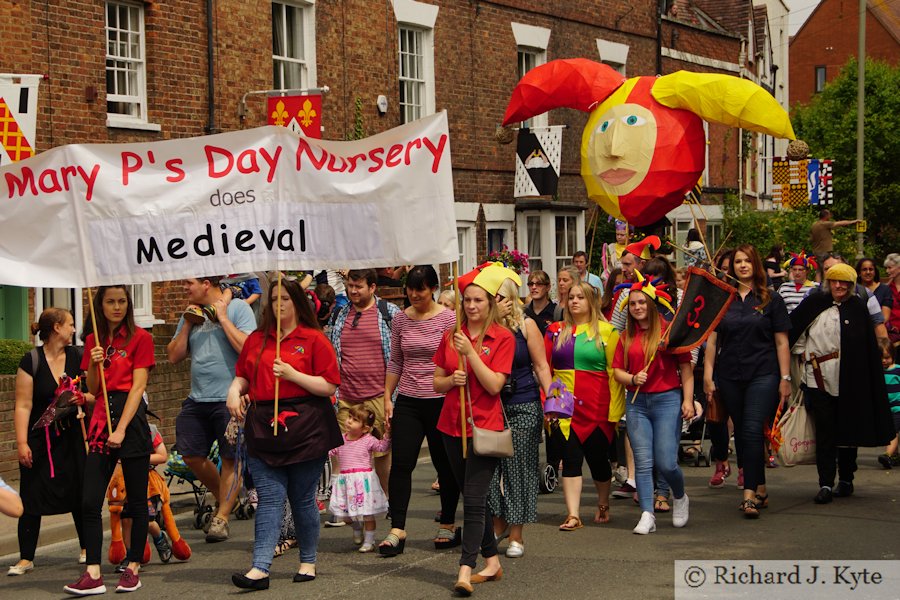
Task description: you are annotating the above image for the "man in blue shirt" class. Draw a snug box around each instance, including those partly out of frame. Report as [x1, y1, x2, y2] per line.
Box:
[167, 276, 257, 543]
[573, 251, 603, 296]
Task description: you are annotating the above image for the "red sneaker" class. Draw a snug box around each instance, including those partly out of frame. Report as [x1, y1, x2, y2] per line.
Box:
[64, 572, 106, 596]
[708, 461, 731, 488]
[116, 568, 142, 593]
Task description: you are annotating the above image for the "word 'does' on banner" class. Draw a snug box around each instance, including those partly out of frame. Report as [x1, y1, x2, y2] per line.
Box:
[268, 94, 322, 138]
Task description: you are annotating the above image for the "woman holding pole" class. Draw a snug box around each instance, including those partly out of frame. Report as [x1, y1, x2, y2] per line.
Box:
[433, 263, 515, 595]
[13, 308, 87, 576]
[65, 286, 155, 595]
[227, 276, 342, 590]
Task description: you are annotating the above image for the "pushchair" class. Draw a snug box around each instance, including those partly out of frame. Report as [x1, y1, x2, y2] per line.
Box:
[165, 441, 255, 530]
[679, 361, 710, 467]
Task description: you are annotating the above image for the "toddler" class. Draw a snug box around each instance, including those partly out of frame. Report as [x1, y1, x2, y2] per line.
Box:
[878, 339, 900, 469]
[328, 406, 391, 552]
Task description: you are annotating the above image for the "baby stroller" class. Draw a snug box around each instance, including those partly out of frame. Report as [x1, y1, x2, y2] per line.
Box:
[679, 361, 710, 467]
[165, 441, 256, 530]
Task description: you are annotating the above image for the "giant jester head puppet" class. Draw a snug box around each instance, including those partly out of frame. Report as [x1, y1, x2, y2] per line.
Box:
[502, 59, 796, 226]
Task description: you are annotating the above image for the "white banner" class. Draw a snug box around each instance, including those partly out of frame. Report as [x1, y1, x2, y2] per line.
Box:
[0, 112, 457, 287]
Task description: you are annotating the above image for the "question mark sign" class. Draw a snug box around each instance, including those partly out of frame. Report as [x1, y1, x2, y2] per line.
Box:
[686, 295, 705, 329]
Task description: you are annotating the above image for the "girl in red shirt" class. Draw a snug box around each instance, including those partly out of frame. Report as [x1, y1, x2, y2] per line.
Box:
[66, 286, 155, 596]
[433, 268, 514, 596]
[227, 277, 342, 590]
[612, 275, 694, 535]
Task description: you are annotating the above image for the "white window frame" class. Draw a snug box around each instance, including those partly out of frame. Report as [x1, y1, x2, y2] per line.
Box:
[512, 23, 550, 129]
[483, 204, 514, 257]
[105, 0, 160, 131]
[455, 202, 479, 272]
[392, 0, 438, 123]
[515, 209, 586, 301]
[272, 0, 317, 91]
[596, 39, 629, 76]
[127, 284, 161, 328]
[34, 288, 84, 346]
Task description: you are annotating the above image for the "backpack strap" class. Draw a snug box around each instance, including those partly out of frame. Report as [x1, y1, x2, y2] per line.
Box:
[377, 299, 393, 329]
[29, 347, 39, 377]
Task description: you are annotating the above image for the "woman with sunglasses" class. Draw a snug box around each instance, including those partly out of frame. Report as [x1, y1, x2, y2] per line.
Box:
[227, 277, 342, 590]
[65, 286, 155, 595]
[523, 270, 556, 336]
[434, 264, 515, 595]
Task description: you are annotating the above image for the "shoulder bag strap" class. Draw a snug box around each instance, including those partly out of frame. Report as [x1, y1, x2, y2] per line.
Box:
[463, 357, 509, 431]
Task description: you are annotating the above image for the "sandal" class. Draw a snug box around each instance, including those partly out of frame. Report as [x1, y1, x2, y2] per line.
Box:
[433, 526, 461, 549]
[739, 499, 760, 519]
[273, 539, 297, 558]
[654, 496, 671, 513]
[755, 494, 769, 509]
[593, 505, 610, 525]
[431, 480, 441, 493]
[559, 515, 583, 531]
[377, 531, 406, 556]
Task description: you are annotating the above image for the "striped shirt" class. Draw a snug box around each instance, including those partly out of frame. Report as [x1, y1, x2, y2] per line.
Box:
[885, 365, 900, 414]
[778, 280, 817, 313]
[329, 433, 391, 472]
[387, 308, 456, 398]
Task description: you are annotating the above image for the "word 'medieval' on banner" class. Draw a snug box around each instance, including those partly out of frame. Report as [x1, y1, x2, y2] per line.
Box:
[0, 112, 457, 288]
[514, 126, 562, 198]
[663, 267, 735, 354]
[267, 94, 322, 138]
[772, 156, 833, 208]
[0, 74, 41, 165]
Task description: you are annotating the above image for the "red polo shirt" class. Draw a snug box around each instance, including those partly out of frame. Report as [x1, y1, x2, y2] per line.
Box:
[236, 325, 341, 401]
[612, 323, 690, 393]
[434, 322, 514, 436]
[81, 327, 156, 392]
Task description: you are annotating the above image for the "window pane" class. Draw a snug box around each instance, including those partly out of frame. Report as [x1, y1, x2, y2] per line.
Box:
[487, 228, 506, 255]
[399, 26, 425, 124]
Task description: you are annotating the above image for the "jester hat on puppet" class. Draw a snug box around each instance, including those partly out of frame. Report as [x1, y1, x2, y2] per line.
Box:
[782, 250, 818, 272]
[617, 269, 675, 314]
[503, 59, 795, 227]
[623, 235, 661, 260]
[457, 262, 522, 296]
[544, 379, 575, 419]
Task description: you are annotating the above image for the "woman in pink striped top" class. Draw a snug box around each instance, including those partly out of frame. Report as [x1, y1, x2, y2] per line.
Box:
[379, 266, 460, 556]
[328, 405, 391, 553]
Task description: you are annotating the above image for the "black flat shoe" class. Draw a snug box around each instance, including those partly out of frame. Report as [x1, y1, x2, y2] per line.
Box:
[813, 487, 833, 504]
[232, 573, 270, 590]
[833, 481, 854, 497]
[293, 573, 316, 583]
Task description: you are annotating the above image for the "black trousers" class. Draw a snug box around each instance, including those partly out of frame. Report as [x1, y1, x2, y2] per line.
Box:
[554, 426, 612, 481]
[18, 510, 85, 561]
[388, 395, 460, 529]
[805, 387, 859, 487]
[82, 452, 150, 565]
[442, 434, 499, 568]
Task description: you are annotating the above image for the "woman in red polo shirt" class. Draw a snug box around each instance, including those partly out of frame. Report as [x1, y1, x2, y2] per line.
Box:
[612, 274, 694, 535]
[433, 266, 515, 596]
[226, 277, 342, 591]
[66, 286, 155, 596]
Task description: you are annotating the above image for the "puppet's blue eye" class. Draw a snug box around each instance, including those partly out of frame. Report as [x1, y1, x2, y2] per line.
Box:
[599, 120, 611, 133]
[622, 115, 646, 126]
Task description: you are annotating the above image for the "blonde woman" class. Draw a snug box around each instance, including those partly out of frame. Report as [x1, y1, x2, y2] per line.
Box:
[545, 283, 623, 530]
[488, 278, 552, 557]
[554, 266, 582, 321]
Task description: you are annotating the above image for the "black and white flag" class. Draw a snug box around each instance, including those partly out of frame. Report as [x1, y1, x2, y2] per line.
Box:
[514, 126, 562, 198]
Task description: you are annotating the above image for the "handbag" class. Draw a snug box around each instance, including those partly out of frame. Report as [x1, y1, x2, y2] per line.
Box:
[775, 395, 816, 467]
[464, 359, 514, 458]
[706, 390, 725, 424]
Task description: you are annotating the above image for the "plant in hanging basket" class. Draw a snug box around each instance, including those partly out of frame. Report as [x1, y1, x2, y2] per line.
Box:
[487, 245, 529, 274]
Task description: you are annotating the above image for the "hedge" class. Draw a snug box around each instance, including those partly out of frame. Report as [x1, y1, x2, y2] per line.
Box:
[0, 339, 33, 375]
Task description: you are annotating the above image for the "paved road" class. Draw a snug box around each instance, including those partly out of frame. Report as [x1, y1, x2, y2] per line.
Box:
[2, 449, 897, 599]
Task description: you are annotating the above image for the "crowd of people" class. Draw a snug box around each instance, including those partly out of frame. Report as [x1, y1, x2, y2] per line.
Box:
[5, 225, 898, 595]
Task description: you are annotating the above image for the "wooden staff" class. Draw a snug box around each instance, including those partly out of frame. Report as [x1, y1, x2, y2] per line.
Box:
[452, 262, 467, 458]
[273, 271, 283, 436]
[586, 208, 600, 274]
[86, 288, 114, 437]
[629, 321, 673, 401]
[686, 198, 714, 265]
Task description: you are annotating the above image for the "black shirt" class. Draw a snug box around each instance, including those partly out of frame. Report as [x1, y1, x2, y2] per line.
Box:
[524, 300, 557, 336]
[714, 290, 790, 381]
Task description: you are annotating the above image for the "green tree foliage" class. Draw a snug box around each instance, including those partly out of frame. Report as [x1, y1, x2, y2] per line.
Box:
[792, 58, 900, 260]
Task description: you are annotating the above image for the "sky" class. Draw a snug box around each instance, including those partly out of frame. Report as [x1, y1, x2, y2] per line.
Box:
[785, 0, 821, 35]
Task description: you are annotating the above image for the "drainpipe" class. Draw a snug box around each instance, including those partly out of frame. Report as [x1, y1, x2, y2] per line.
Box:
[737, 38, 745, 212]
[206, 0, 217, 134]
[656, 0, 664, 75]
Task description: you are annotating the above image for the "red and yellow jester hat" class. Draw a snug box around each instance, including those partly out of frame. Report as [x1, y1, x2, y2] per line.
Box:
[617, 269, 675, 314]
[457, 261, 522, 296]
[503, 59, 795, 227]
[624, 235, 661, 260]
[782, 250, 818, 272]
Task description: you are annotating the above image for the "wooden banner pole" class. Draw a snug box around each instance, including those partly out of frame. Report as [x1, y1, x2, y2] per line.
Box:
[86, 288, 113, 437]
[273, 271, 282, 436]
[453, 262, 467, 458]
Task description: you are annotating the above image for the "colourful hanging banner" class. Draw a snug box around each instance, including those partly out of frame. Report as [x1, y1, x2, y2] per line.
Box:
[267, 94, 322, 138]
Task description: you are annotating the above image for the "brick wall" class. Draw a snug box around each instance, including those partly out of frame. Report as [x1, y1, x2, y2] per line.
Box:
[0, 324, 191, 483]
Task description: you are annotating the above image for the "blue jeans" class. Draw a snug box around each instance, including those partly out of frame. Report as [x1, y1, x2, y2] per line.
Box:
[248, 455, 326, 572]
[625, 389, 686, 514]
[716, 374, 779, 492]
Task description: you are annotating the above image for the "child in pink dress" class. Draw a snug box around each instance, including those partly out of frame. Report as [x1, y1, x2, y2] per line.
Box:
[329, 405, 391, 552]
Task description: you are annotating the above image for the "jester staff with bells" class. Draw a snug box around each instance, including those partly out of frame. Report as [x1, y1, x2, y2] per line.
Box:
[502, 58, 796, 228]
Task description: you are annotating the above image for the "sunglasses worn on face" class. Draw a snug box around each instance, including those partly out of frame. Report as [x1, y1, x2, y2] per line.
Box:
[528, 282, 547, 287]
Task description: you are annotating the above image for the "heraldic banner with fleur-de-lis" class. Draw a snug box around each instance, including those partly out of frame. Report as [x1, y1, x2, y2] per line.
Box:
[267, 94, 322, 138]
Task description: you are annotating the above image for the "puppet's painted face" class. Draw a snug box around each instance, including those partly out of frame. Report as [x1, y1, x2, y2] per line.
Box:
[587, 103, 657, 196]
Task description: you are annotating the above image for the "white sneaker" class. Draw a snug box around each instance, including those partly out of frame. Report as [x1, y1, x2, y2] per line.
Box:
[614, 465, 628, 485]
[672, 493, 689, 528]
[506, 540, 525, 558]
[7, 561, 34, 576]
[358, 543, 376, 553]
[632, 511, 656, 535]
